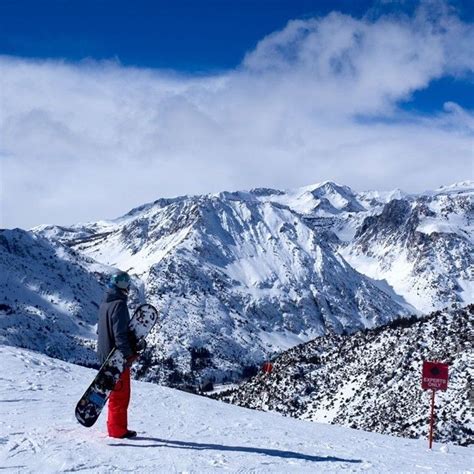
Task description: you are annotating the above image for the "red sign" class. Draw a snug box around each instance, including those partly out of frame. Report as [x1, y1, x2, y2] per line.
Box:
[262, 362, 273, 374]
[422, 361, 448, 391]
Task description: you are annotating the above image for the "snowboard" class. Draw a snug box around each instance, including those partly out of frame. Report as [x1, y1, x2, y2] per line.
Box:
[75, 303, 158, 428]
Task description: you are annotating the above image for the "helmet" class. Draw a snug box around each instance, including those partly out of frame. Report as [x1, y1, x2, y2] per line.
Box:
[108, 271, 131, 290]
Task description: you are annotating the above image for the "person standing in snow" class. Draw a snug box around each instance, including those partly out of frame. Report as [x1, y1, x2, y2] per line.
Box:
[97, 271, 138, 439]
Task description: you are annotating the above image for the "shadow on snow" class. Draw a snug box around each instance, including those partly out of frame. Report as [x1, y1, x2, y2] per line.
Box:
[110, 436, 362, 464]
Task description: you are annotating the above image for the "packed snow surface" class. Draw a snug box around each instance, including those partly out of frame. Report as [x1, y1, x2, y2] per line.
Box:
[0, 345, 472, 473]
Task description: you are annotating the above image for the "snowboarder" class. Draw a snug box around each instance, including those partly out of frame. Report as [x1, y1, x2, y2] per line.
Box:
[97, 271, 138, 438]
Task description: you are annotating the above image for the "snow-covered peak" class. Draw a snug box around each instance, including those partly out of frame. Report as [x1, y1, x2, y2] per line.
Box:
[116, 195, 190, 222]
[300, 181, 365, 213]
[429, 180, 474, 196]
[295, 180, 350, 194]
[254, 181, 365, 216]
[357, 187, 408, 206]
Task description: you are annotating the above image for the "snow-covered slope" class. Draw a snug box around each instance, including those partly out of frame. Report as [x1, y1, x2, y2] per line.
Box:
[241, 181, 473, 315]
[339, 182, 473, 313]
[252, 181, 473, 314]
[0, 345, 471, 473]
[0, 229, 108, 365]
[218, 305, 473, 447]
[34, 191, 409, 387]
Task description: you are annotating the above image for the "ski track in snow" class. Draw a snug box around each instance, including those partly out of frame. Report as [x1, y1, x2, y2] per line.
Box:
[0, 346, 472, 473]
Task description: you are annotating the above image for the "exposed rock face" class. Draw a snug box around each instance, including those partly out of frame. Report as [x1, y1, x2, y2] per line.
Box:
[340, 185, 473, 313]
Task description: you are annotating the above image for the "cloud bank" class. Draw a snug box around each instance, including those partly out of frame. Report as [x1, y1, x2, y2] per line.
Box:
[1, 3, 473, 228]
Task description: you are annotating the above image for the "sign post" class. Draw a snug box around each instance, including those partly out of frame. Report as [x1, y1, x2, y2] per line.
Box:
[262, 362, 273, 374]
[261, 362, 274, 408]
[422, 361, 449, 449]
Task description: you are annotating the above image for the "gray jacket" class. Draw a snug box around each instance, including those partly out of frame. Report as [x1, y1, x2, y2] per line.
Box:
[97, 287, 134, 363]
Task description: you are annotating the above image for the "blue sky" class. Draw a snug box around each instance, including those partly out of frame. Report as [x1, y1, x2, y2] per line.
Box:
[2, 1, 414, 69]
[1, 0, 473, 228]
[1, 0, 473, 111]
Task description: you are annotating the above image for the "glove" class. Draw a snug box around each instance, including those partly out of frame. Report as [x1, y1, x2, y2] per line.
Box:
[128, 333, 147, 353]
[135, 339, 147, 352]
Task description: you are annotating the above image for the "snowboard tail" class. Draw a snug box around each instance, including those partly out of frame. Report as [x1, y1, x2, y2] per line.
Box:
[75, 303, 158, 428]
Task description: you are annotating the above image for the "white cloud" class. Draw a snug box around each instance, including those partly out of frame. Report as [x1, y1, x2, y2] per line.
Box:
[1, 3, 473, 228]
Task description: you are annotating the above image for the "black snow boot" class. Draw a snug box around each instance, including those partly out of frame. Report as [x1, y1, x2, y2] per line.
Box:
[119, 430, 137, 439]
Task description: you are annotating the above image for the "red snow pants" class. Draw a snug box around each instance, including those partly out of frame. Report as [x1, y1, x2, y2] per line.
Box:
[107, 368, 131, 437]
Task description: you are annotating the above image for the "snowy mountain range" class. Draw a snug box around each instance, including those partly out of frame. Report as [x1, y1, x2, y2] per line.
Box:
[1, 180, 472, 388]
[217, 305, 473, 447]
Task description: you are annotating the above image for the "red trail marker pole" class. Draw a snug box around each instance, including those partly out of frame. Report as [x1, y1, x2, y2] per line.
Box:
[262, 362, 273, 374]
[429, 389, 435, 450]
[261, 362, 273, 408]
